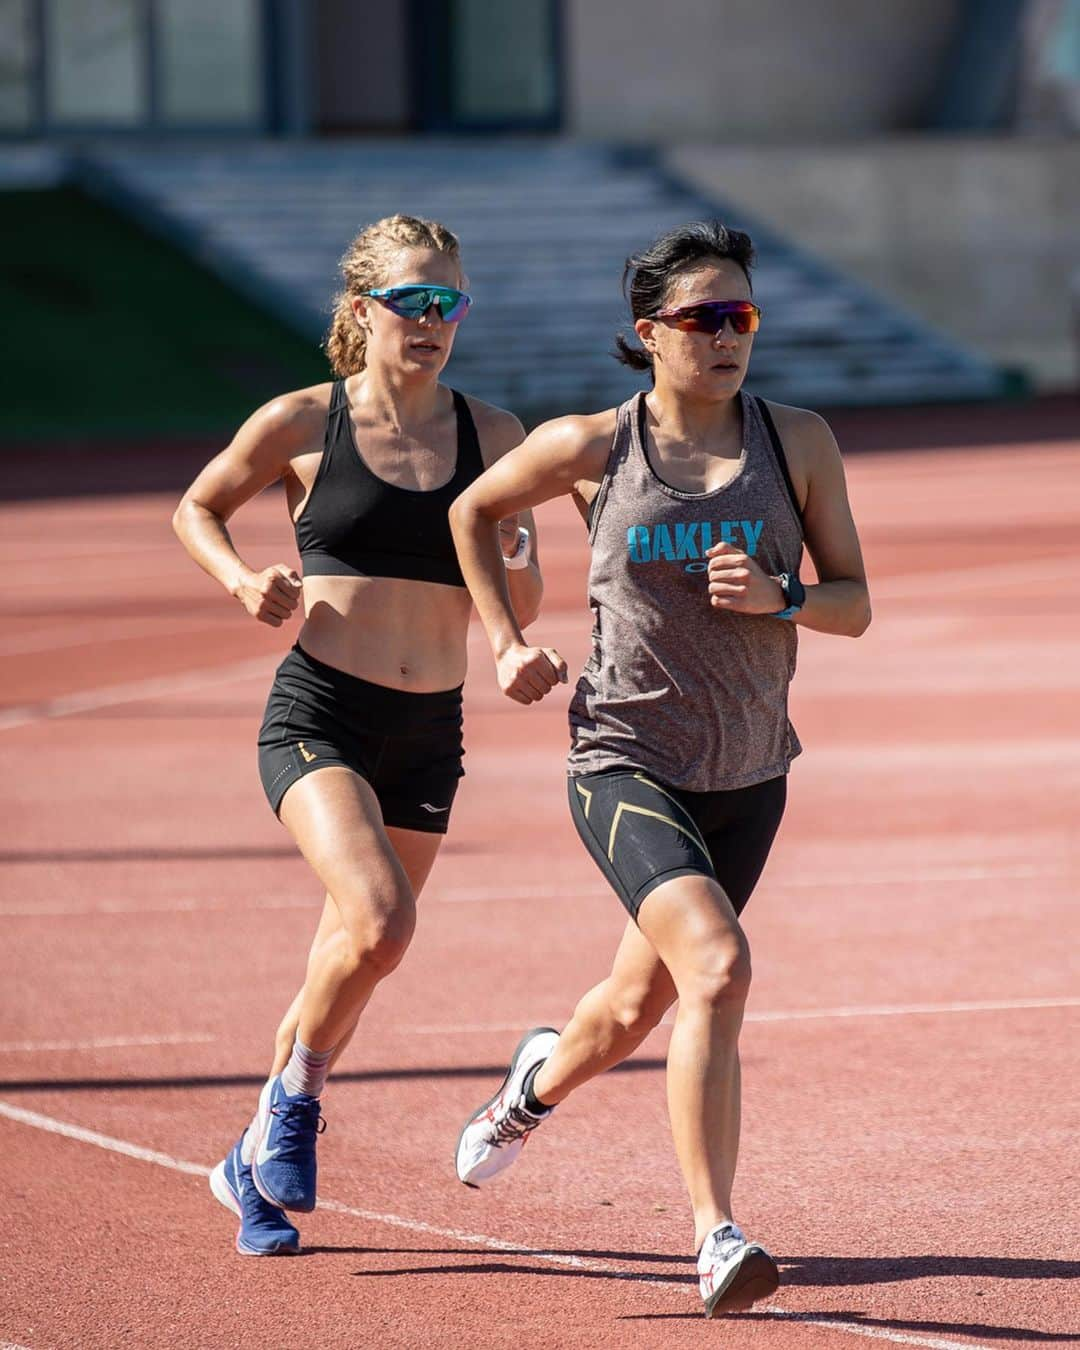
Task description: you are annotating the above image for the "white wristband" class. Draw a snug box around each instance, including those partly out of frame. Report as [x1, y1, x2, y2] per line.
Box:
[503, 526, 531, 570]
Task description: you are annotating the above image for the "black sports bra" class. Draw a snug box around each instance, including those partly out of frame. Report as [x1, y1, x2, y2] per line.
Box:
[296, 381, 485, 587]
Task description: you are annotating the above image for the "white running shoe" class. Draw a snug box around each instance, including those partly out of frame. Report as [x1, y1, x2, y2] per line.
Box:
[455, 1027, 559, 1187]
[697, 1222, 780, 1317]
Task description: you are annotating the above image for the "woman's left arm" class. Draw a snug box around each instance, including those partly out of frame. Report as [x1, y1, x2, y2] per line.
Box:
[787, 411, 871, 637]
[706, 410, 871, 637]
[475, 404, 544, 629]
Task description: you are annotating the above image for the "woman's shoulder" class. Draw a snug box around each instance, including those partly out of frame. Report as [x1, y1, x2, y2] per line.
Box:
[461, 394, 617, 469]
[521, 409, 622, 487]
[458, 392, 527, 465]
[754, 398, 844, 507]
[241, 381, 337, 458]
[533, 406, 621, 451]
[757, 397, 841, 465]
[755, 398, 838, 455]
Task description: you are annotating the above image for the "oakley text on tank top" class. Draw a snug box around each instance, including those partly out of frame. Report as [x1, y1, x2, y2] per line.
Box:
[568, 390, 804, 792]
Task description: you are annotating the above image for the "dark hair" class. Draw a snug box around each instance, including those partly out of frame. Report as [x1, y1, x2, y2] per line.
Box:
[614, 220, 755, 372]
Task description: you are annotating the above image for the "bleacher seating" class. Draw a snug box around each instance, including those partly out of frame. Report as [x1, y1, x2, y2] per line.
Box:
[81, 141, 1009, 418]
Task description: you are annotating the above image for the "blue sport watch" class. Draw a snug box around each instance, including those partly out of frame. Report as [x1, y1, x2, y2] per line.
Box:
[772, 572, 805, 620]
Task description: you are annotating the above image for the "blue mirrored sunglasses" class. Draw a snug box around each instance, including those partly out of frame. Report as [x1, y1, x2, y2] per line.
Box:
[364, 285, 472, 323]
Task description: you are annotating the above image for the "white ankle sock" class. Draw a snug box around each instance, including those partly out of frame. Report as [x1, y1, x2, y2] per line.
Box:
[280, 1037, 334, 1098]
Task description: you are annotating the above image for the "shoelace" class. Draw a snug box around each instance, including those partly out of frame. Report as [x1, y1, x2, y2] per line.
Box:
[704, 1225, 745, 1263]
[269, 1099, 326, 1158]
[491, 1100, 544, 1147]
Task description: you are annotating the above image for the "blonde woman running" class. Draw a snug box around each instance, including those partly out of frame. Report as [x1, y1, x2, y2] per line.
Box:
[174, 215, 540, 1255]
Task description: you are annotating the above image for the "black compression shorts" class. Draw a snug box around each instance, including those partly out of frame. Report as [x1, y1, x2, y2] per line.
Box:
[257, 644, 464, 833]
[567, 768, 786, 920]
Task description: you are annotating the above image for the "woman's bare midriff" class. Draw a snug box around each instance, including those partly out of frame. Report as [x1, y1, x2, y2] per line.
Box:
[298, 574, 473, 691]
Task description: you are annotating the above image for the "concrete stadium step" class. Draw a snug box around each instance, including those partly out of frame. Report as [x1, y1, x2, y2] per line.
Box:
[80, 141, 1009, 417]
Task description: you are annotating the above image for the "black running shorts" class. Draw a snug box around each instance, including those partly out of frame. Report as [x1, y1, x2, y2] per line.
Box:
[567, 768, 786, 920]
[257, 644, 464, 833]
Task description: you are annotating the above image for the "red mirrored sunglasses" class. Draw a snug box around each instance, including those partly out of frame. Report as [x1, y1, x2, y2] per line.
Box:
[651, 300, 761, 335]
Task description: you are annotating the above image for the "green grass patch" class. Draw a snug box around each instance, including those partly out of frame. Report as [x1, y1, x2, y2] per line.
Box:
[2, 187, 329, 440]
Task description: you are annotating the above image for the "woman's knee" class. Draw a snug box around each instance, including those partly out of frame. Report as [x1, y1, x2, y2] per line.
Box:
[680, 932, 752, 1011]
[337, 886, 416, 978]
[608, 981, 675, 1041]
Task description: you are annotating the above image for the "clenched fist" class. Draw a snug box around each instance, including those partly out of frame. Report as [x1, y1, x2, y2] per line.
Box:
[496, 641, 568, 705]
[706, 541, 785, 614]
[234, 564, 303, 626]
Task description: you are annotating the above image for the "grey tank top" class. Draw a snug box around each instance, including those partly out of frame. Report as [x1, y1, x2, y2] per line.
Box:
[567, 390, 804, 792]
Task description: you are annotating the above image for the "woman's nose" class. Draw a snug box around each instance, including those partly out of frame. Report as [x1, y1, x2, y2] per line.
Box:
[711, 319, 738, 346]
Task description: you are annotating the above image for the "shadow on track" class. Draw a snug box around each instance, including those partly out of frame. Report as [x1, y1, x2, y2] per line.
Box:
[621, 1310, 1080, 1341]
[351, 1259, 687, 1287]
[0, 1057, 668, 1093]
[336, 1250, 1080, 1341]
[333, 1248, 1080, 1341]
[315, 1247, 1080, 1282]
[780, 1254, 1080, 1285]
[0, 839, 478, 864]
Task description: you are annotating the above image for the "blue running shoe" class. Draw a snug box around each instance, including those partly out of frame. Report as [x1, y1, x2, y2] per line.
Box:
[209, 1132, 300, 1256]
[250, 1074, 325, 1213]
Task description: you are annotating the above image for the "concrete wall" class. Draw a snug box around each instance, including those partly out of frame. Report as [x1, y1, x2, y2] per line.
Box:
[668, 137, 1080, 390]
[565, 0, 961, 141]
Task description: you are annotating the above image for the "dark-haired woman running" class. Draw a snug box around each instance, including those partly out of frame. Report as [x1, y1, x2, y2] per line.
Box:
[450, 220, 869, 1315]
[174, 214, 541, 1256]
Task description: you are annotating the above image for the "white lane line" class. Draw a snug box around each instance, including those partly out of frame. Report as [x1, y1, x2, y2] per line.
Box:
[2, 538, 180, 561]
[0, 617, 230, 657]
[2, 1341, 34, 1349]
[0, 1099, 672, 1291]
[0, 1033, 215, 1053]
[406, 997, 1080, 1036]
[871, 556, 1066, 601]
[13, 566, 189, 590]
[0, 897, 314, 918]
[406, 1022, 557, 1035]
[438, 862, 1065, 901]
[0, 1100, 208, 1177]
[809, 741, 1080, 771]
[751, 1314, 992, 1350]
[775, 863, 1064, 886]
[0, 555, 1068, 731]
[0, 861, 1067, 919]
[0, 1100, 993, 1350]
[0, 657, 275, 732]
[745, 996, 1080, 1024]
[0, 1002, 1071, 1057]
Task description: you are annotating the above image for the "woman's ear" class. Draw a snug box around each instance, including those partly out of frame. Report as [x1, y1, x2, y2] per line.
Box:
[350, 295, 370, 328]
[634, 316, 656, 353]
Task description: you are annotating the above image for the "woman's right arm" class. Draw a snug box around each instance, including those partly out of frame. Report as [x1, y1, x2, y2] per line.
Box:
[172, 392, 321, 628]
[449, 412, 611, 704]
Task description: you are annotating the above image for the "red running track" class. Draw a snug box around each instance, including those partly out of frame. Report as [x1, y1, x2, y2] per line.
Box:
[2, 435, 1078, 1349]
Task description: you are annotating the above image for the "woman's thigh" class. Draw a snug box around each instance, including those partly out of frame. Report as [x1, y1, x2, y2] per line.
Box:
[298, 818, 446, 972]
[278, 766, 414, 939]
[568, 769, 717, 921]
[636, 872, 748, 994]
[386, 825, 444, 897]
[698, 776, 787, 917]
